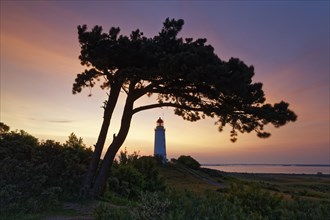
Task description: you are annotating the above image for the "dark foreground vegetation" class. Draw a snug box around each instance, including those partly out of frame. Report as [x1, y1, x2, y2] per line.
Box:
[0, 123, 92, 216]
[1, 124, 329, 220]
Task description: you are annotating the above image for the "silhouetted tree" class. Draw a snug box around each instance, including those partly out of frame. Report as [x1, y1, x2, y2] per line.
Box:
[177, 155, 201, 169]
[0, 122, 10, 133]
[64, 132, 86, 149]
[73, 18, 297, 197]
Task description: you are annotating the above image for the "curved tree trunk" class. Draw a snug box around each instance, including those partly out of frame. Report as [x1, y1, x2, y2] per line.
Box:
[81, 84, 121, 196]
[91, 95, 134, 197]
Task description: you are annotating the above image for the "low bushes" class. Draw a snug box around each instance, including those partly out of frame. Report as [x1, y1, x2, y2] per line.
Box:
[108, 150, 165, 199]
[0, 127, 92, 216]
[177, 155, 201, 169]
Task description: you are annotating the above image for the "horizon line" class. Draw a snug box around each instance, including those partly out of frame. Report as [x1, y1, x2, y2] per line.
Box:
[202, 163, 330, 167]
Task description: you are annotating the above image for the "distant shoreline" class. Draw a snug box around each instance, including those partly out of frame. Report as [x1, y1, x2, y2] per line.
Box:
[221, 172, 330, 177]
[202, 164, 330, 175]
[202, 164, 330, 167]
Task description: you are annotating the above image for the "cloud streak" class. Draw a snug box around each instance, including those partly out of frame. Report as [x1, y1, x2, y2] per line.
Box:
[30, 118, 74, 124]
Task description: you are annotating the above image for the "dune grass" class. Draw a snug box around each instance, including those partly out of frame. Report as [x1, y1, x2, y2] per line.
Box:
[226, 173, 330, 201]
[4, 164, 329, 220]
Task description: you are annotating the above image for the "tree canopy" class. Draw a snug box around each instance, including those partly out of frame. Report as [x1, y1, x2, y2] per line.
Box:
[73, 18, 296, 142]
[73, 18, 297, 196]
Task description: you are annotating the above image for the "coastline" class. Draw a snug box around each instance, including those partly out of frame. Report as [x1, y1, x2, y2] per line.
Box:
[202, 164, 330, 175]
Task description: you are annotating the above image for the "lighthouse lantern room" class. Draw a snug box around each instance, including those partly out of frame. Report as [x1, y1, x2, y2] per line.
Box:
[154, 117, 167, 163]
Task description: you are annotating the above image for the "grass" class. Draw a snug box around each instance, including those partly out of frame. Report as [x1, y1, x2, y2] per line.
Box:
[158, 163, 221, 193]
[2, 209, 79, 220]
[159, 163, 330, 203]
[4, 164, 329, 220]
[1, 199, 97, 220]
[225, 173, 330, 201]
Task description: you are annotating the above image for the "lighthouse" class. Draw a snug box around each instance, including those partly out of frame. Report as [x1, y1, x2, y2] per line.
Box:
[154, 117, 167, 163]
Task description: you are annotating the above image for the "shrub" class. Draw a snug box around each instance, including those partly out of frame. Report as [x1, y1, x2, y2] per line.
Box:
[177, 155, 201, 169]
[108, 151, 165, 199]
[109, 165, 144, 198]
[133, 156, 166, 192]
[93, 202, 133, 220]
[102, 191, 130, 206]
[0, 127, 92, 215]
[282, 198, 330, 220]
[164, 189, 244, 220]
[132, 192, 171, 220]
[227, 183, 283, 219]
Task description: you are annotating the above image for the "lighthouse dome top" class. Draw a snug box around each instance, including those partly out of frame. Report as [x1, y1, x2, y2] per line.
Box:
[156, 117, 164, 126]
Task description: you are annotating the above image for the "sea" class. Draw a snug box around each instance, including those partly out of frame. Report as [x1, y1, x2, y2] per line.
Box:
[202, 164, 330, 175]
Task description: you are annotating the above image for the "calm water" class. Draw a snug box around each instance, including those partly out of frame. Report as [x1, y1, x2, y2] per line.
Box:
[203, 164, 330, 174]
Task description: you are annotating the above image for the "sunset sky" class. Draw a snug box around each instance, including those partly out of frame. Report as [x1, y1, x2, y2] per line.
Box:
[1, 1, 329, 164]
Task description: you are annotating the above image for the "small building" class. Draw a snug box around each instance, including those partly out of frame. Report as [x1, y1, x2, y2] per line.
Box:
[154, 117, 167, 163]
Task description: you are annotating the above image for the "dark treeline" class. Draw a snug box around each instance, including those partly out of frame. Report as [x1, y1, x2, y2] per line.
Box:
[0, 123, 92, 214]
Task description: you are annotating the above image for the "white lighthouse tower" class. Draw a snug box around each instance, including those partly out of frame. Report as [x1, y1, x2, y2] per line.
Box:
[154, 117, 167, 163]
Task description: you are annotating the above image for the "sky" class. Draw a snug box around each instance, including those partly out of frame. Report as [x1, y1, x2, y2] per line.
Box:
[1, 1, 329, 164]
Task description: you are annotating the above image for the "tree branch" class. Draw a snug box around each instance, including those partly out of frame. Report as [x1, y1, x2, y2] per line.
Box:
[121, 85, 129, 95]
[132, 102, 207, 115]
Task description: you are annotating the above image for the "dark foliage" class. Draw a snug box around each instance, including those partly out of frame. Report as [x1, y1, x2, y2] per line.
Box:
[74, 18, 297, 142]
[108, 150, 165, 199]
[0, 122, 10, 133]
[94, 185, 330, 220]
[177, 155, 201, 169]
[0, 124, 92, 215]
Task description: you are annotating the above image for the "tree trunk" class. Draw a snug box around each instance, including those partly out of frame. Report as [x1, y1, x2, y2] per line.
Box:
[80, 84, 121, 196]
[91, 95, 134, 197]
